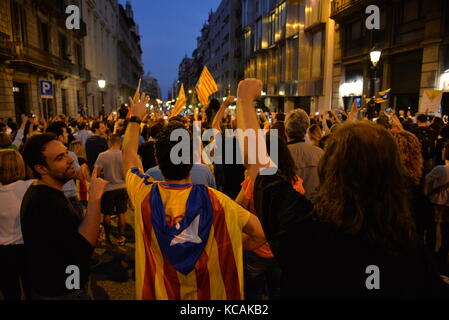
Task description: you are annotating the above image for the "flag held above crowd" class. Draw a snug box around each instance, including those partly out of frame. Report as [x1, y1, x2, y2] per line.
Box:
[169, 84, 187, 118]
[196, 66, 218, 106]
[375, 88, 391, 103]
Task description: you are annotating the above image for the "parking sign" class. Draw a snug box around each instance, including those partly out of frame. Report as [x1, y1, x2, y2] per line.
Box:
[40, 80, 53, 99]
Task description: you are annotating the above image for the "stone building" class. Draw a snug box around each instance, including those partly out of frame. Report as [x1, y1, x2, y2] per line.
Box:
[242, 0, 335, 113]
[141, 72, 162, 101]
[82, 0, 122, 117]
[0, 0, 89, 120]
[116, 1, 143, 107]
[330, 0, 449, 114]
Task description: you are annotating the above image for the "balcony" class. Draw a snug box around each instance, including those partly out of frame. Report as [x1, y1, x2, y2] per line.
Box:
[330, 0, 370, 21]
[0, 32, 15, 61]
[7, 43, 90, 80]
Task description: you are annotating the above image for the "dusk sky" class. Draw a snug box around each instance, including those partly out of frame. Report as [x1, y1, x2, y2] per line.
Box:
[120, 0, 222, 99]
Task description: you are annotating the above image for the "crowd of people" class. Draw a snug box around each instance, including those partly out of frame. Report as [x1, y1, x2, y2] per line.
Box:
[1, 78, 449, 300]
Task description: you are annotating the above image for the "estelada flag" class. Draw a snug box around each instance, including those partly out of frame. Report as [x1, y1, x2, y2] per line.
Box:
[196, 66, 218, 106]
[127, 78, 142, 119]
[127, 170, 248, 300]
[169, 84, 187, 118]
[375, 88, 391, 103]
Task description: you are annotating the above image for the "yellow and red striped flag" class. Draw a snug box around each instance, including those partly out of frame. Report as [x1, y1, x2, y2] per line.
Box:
[196, 66, 218, 106]
[169, 84, 187, 118]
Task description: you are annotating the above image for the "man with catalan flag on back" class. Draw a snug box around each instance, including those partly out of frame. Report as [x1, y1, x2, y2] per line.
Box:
[122, 91, 266, 300]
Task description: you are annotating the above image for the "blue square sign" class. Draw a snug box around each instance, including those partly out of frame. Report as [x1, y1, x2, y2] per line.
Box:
[40, 80, 53, 99]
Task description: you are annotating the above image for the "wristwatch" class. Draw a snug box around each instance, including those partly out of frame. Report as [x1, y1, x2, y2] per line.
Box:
[129, 116, 142, 125]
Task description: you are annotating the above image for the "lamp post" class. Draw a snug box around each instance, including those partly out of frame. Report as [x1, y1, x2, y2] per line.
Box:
[98, 77, 106, 117]
[368, 48, 381, 119]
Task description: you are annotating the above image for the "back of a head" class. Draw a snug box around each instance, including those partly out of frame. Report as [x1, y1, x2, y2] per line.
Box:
[376, 115, 391, 130]
[77, 121, 87, 131]
[417, 114, 428, 124]
[0, 132, 12, 148]
[46, 121, 66, 137]
[155, 121, 193, 181]
[271, 121, 287, 142]
[0, 149, 25, 185]
[308, 124, 323, 143]
[275, 113, 285, 122]
[150, 120, 165, 139]
[392, 130, 423, 186]
[265, 131, 297, 184]
[315, 122, 416, 253]
[109, 134, 122, 148]
[285, 109, 310, 141]
[69, 140, 86, 160]
[91, 120, 103, 133]
[22, 133, 57, 179]
[444, 141, 449, 161]
[440, 125, 449, 140]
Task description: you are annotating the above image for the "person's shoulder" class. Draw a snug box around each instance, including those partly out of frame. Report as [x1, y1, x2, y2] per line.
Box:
[145, 165, 160, 175]
[194, 163, 213, 173]
[23, 184, 62, 204]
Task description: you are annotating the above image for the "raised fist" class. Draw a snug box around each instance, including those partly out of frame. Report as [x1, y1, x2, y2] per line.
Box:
[237, 79, 262, 101]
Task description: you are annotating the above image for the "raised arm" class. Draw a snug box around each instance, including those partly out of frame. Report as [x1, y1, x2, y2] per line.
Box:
[212, 96, 235, 132]
[236, 79, 272, 181]
[122, 92, 150, 175]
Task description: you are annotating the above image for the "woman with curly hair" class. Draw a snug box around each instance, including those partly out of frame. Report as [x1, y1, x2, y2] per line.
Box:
[392, 130, 433, 243]
[253, 121, 448, 298]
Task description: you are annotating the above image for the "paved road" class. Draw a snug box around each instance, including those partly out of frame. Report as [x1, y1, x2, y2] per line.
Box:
[89, 209, 136, 300]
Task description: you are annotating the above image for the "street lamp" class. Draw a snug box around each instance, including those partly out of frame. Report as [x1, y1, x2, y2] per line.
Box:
[368, 48, 382, 119]
[98, 77, 106, 117]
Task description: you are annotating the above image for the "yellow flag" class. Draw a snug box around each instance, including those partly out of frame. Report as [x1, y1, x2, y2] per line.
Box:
[196, 66, 218, 106]
[170, 84, 187, 118]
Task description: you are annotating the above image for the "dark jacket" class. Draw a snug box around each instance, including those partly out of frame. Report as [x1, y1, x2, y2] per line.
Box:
[254, 173, 448, 299]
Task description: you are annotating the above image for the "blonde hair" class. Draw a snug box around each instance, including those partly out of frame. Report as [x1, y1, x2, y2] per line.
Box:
[0, 149, 26, 185]
[69, 140, 87, 160]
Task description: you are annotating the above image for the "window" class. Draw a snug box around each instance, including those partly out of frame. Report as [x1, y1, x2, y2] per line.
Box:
[311, 31, 323, 78]
[40, 22, 50, 52]
[75, 44, 82, 66]
[59, 34, 68, 60]
[269, 12, 275, 45]
[305, 0, 322, 27]
[11, 2, 27, 44]
[255, 19, 262, 51]
[403, 0, 419, 23]
[350, 21, 362, 40]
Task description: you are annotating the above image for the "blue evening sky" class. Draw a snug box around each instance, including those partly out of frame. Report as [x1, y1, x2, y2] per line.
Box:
[120, 0, 222, 99]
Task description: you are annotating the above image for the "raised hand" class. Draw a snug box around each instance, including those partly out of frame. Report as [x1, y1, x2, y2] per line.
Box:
[129, 92, 150, 120]
[237, 78, 262, 101]
[88, 166, 109, 201]
[223, 96, 236, 108]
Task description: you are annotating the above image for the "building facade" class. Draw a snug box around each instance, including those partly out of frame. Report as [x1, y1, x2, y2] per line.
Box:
[176, 0, 244, 103]
[0, 0, 144, 120]
[82, 0, 120, 117]
[0, 0, 89, 120]
[330, 0, 449, 114]
[242, 0, 335, 113]
[117, 1, 143, 107]
[207, 0, 244, 97]
[141, 71, 162, 101]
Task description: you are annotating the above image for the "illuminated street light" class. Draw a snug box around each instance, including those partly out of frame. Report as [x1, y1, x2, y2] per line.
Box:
[370, 49, 381, 67]
[98, 79, 106, 89]
[98, 76, 106, 116]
